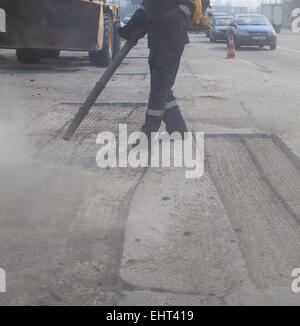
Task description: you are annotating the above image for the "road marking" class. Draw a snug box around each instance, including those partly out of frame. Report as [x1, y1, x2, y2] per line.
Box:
[237, 58, 257, 68]
[278, 46, 300, 54]
[201, 46, 259, 68]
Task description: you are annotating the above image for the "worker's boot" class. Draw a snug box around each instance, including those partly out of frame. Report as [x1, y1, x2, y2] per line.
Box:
[163, 104, 188, 137]
[132, 114, 162, 150]
[141, 114, 162, 137]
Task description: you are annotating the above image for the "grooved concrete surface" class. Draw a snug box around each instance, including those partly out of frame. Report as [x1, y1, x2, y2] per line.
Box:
[119, 135, 300, 305]
[1, 32, 300, 305]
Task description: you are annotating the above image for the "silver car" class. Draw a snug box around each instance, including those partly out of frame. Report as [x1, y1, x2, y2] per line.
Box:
[210, 16, 232, 42]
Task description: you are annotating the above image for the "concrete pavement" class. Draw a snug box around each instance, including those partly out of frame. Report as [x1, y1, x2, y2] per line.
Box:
[0, 31, 300, 305]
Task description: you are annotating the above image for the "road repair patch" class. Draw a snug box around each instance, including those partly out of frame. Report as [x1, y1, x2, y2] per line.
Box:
[206, 134, 300, 289]
[112, 73, 148, 81]
[119, 134, 300, 305]
[23, 103, 147, 172]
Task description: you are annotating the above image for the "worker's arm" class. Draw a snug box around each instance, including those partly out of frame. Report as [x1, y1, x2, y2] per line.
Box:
[178, 0, 197, 17]
[163, 0, 196, 26]
[129, 2, 146, 27]
[202, 0, 212, 11]
[119, 1, 146, 40]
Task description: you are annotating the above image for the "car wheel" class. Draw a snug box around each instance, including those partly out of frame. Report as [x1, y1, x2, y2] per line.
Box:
[270, 42, 277, 50]
[234, 42, 240, 51]
[43, 49, 61, 59]
[273, 25, 281, 34]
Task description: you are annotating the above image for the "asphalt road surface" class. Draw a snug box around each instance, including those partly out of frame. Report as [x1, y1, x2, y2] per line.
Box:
[0, 30, 300, 306]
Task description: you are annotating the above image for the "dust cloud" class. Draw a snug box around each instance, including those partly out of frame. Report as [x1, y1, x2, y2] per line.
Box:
[0, 86, 70, 229]
[0, 85, 34, 183]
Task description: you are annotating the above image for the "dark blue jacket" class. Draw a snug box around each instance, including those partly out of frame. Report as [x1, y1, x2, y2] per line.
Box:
[129, 0, 196, 49]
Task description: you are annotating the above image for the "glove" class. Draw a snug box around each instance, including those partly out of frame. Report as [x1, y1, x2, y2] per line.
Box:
[205, 0, 212, 10]
[119, 23, 134, 40]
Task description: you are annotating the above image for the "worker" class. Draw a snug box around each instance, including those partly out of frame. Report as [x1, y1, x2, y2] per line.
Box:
[119, 0, 196, 139]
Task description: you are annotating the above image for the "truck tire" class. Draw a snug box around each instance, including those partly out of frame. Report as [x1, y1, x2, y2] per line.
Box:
[113, 15, 121, 58]
[89, 14, 113, 67]
[44, 49, 60, 59]
[16, 48, 43, 64]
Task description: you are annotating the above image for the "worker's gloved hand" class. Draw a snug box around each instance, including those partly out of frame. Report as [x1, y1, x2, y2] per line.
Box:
[201, 0, 211, 11]
[148, 16, 166, 30]
[119, 23, 134, 40]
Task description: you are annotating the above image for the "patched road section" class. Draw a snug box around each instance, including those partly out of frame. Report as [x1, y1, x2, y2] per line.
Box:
[24, 102, 147, 171]
[0, 101, 148, 305]
[206, 134, 300, 289]
[119, 134, 300, 306]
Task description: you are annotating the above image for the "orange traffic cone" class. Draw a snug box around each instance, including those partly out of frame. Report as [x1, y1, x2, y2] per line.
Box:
[227, 34, 236, 59]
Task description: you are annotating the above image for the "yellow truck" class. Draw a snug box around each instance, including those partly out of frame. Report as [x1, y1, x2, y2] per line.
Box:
[190, 0, 211, 32]
[0, 0, 121, 66]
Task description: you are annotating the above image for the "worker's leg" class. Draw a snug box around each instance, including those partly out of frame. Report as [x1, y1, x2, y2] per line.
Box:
[141, 47, 184, 136]
[164, 90, 188, 136]
[161, 47, 187, 136]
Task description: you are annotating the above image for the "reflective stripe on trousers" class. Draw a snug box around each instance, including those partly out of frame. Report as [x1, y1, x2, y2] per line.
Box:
[147, 98, 178, 117]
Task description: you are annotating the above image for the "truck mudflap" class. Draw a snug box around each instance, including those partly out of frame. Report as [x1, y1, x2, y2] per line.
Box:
[0, 0, 104, 51]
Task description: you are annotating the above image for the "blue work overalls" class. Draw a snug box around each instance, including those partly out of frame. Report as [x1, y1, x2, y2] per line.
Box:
[129, 0, 196, 135]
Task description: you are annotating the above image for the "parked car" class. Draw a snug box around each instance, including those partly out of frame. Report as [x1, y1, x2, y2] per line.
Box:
[227, 14, 277, 50]
[210, 16, 232, 42]
[212, 13, 228, 18]
[205, 12, 228, 37]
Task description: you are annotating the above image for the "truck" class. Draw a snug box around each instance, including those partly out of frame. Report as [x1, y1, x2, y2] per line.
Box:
[261, 2, 283, 33]
[0, 0, 121, 66]
[188, 0, 212, 32]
